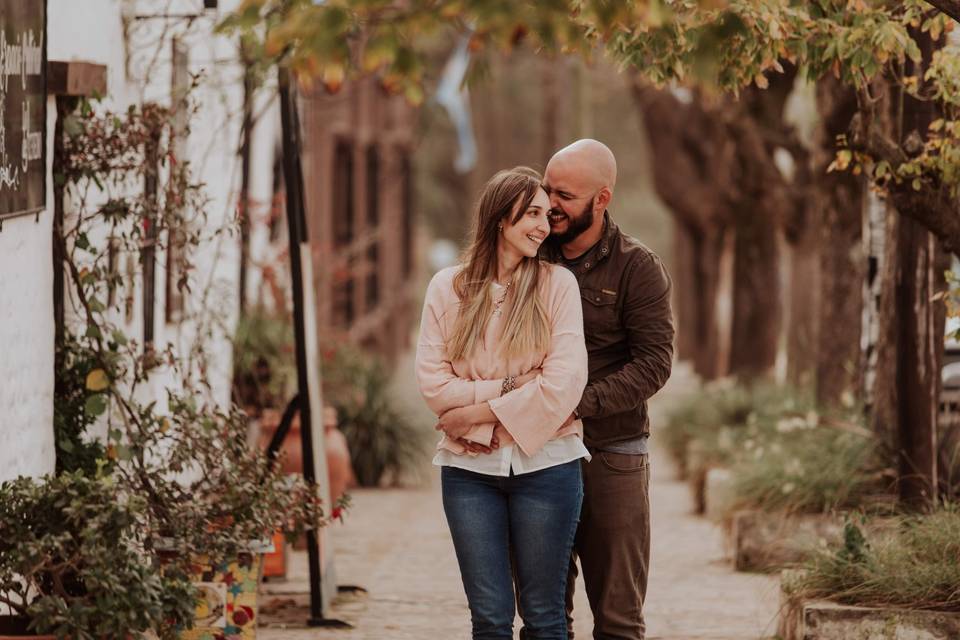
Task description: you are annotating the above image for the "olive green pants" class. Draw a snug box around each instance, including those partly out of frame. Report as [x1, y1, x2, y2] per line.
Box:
[565, 451, 651, 640]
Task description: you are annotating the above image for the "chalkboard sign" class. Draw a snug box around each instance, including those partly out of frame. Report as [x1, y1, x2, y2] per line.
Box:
[0, 0, 45, 221]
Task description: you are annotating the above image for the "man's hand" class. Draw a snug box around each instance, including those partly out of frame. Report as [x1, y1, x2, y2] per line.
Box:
[436, 406, 477, 440]
[457, 422, 509, 454]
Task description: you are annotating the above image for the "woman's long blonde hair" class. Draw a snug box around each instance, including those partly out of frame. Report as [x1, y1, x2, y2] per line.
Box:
[445, 167, 551, 362]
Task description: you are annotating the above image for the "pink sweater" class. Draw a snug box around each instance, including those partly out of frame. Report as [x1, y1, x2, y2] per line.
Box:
[415, 263, 589, 457]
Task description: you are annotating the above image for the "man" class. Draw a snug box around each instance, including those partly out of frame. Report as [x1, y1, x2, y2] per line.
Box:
[542, 139, 674, 640]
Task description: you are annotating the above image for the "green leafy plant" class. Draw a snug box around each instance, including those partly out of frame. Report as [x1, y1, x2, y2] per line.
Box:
[785, 506, 960, 611]
[729, 423, 892, 516]
[665, 382, 894, 517]
[0, 471, 195, 640]
[26, 96, 337, 638]
[663, 381, 815, 477]
[231, 307, 297, 412]
[53, 336, 110, 477]
[322, 344, 430, 487]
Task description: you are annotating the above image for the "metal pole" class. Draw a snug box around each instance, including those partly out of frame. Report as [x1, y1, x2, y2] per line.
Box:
[277, 66, 326, 624]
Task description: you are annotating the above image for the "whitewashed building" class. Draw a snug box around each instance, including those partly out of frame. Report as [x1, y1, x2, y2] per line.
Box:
[0, 0, 276, 481]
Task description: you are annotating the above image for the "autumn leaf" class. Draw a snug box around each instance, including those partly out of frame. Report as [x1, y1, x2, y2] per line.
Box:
[827, 149, 853, 173]
[322, 64, 345, 93]
[86, 368, 110, 392]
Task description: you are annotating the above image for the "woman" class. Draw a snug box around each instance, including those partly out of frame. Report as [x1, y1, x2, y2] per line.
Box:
[415, 167, 589, 640]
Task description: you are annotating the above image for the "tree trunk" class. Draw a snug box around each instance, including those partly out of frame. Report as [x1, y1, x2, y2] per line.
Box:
[896, 220, 947, 503]
[870, 29, 948, 505]
[813, 78, 865, 408]
[629, 82, 736, 380]
[725, 83, 794, 380]
[728, 201, 781, 378]
[872, 202, 900, 450]
[673, 220, 699, 362]
[784, 217, 819, 389]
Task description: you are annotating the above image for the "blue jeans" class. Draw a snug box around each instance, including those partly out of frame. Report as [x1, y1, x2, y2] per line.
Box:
[442, 461, 583, 640]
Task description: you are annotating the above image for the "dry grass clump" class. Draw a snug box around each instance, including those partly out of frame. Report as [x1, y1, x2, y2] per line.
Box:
[729, 424, 891, 515]
[784, 506, 960, 611]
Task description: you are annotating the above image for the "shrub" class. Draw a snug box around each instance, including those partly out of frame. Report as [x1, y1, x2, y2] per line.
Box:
[662, 380, 814, 475]
[0, 472, 195, 639]
[785, 506, 960, 611]
[231, 308, 297, 412]
[729, 423, 891, 515]
[323, 344, 430, 486]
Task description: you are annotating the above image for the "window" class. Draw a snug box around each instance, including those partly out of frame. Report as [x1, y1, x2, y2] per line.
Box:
[365, 146, 380, 311]
[332, 263, 355, 329]
[165, 38, 190, 323]
[400, 151, 413, 276]
[333, 139, 354, 249]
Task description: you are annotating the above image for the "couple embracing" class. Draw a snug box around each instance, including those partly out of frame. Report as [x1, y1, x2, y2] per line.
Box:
[415, 139, 675, 640]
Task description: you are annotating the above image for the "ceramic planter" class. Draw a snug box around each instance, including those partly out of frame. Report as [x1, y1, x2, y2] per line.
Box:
[178, 551, 265, 640]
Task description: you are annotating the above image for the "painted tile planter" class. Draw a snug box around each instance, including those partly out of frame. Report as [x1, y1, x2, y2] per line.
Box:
[778, 594, 960, 640]
[179, 552, 264, 640]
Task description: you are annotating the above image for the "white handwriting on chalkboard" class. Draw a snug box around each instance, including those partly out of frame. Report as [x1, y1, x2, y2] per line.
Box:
[0, 28, 43, 91]
[21, 99, 40, 171]
[0, 26, 43, 194]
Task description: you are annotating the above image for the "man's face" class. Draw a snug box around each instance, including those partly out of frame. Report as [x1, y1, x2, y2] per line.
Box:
[542, 162, 597, 245]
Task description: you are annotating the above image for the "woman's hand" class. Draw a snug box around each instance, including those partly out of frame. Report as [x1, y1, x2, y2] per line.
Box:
[436, 406, 479, 440]
[513, 368, 543, 388]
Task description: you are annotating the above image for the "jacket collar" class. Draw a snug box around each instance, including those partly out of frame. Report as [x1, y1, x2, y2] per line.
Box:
[543, 211, 617, 275]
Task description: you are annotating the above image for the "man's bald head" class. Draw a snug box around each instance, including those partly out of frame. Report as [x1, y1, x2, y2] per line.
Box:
[547, 139, 617, 193]
[542, 139, 618, 249]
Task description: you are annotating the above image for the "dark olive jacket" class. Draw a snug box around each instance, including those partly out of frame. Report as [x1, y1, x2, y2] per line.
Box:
[542, 212, 675, 447]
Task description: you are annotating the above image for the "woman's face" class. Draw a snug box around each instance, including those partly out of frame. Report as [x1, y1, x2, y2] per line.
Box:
[500, 187, 551, 259]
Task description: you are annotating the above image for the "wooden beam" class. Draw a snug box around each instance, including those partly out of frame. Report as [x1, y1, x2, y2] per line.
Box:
[47, 61, 107, 97]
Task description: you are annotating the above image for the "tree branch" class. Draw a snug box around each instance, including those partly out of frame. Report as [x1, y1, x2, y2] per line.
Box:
[849, 112, 960, 257]
[924, 0, 960, 24]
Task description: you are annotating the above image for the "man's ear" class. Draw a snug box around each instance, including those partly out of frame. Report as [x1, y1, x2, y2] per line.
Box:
[595, 187, 612, 212]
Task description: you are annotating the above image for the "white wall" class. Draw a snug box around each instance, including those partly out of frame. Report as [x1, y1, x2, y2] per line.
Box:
[0, 138, 55, 480]
[0, 0, 267, 480]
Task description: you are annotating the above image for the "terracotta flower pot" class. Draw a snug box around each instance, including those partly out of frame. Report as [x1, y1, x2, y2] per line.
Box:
[257, 405, 355, 555]
[256, 406, 356, 505]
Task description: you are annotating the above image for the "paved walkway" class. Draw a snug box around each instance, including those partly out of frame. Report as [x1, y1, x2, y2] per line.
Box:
[259, 363, 781, 639]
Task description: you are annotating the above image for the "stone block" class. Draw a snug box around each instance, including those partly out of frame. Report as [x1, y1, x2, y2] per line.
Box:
[704, 467, 735, 522]
[730, 510, 843, 572]
[778, 594, 960, 640]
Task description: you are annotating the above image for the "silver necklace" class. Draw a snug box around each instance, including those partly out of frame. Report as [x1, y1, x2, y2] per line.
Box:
[492, 279, 512, 316]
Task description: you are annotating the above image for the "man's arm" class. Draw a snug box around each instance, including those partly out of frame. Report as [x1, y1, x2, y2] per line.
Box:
[576, 252, 674, 419]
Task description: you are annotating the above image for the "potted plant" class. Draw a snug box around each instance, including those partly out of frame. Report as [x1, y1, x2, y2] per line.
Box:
[779, 509, 960, 639]
[137, 398, 327, 640]
[0, 471, 195, 640]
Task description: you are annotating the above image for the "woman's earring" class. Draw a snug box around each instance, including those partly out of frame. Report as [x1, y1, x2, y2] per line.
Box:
[498, 224, 503, 232]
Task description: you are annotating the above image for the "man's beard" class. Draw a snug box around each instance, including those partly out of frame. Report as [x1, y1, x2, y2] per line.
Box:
[549, 197, 595, 245]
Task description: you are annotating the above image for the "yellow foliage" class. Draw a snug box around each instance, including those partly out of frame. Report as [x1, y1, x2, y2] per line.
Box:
[85, 368, 110, 392]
